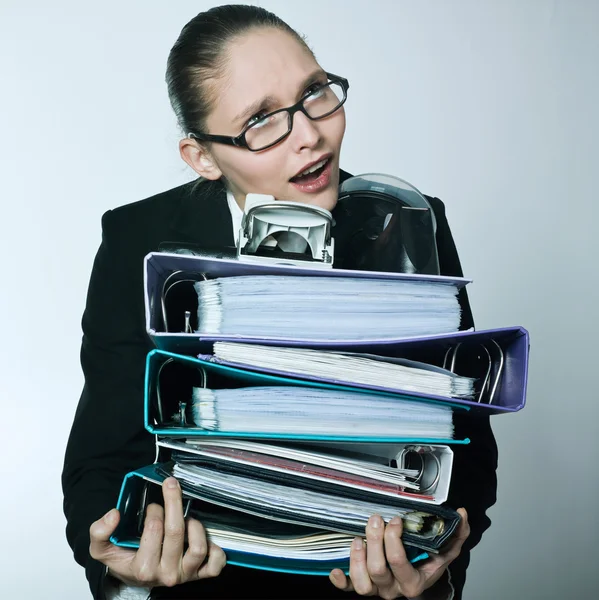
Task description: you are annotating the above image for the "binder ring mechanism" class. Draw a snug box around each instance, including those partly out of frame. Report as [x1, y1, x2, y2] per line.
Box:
[443, 340, 504, 405]
[397, 446, 442, 495]
[238, 194, 335, 268]
[155, 358, 207, 427]
[160, 270, 207, 333]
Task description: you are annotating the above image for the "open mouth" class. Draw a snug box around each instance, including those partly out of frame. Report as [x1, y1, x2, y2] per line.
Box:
[289, 157, 331, 184]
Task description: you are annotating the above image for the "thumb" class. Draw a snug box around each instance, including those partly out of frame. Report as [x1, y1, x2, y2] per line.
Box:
[89, 509, 120, 558]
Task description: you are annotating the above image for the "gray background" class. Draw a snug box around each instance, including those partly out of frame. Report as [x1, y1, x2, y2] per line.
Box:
[1, 0, 597, 597]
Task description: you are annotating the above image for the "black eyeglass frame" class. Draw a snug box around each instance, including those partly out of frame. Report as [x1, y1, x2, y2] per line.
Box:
[187, 72, 349, 152]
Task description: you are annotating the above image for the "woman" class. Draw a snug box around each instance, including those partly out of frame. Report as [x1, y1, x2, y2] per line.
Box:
[62, 5, 497, 599]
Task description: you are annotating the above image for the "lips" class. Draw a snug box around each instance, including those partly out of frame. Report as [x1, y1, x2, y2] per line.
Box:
[290, 154, 332, 181]
[289, 156, 334, 194]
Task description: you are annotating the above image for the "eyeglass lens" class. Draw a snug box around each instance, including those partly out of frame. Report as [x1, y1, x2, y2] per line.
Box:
[245, 81, 346, 150]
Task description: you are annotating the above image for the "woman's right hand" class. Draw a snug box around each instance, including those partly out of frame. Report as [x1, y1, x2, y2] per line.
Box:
[89, 477, 226, 588]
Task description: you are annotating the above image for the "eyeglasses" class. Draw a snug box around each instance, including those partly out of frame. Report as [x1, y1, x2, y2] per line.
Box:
[187, 72, 349, 152]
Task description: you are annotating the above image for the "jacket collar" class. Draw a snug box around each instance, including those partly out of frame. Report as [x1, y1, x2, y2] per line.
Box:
[169, 169, 353, 248]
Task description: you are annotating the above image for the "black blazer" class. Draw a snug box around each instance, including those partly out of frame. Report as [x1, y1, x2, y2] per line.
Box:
[62, 171, 497, 600]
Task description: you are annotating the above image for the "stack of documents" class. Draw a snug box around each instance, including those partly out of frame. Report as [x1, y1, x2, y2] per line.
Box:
[127, 439, 459, 557]
[194, 275, 462, 340]
[158, 439, 453, 505]
[144, 350, 468, 442]
[111, 249, 529, 575]
[190, 508, 356, 562]
[207, 341, 476, 399]
[188, 385, 455, 439]
[167, 462, 455, 552]
[113, 465, 431, 571]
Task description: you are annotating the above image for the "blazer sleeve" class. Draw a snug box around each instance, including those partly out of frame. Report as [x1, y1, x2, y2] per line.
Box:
[428, 196, 498, 599]
[62, 210, 155, 600]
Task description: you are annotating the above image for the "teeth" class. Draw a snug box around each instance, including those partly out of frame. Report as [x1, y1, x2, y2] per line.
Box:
[297, 158, 327, 177]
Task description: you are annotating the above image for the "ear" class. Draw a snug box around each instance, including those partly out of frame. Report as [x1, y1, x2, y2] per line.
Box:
[179, 137, 223, 180]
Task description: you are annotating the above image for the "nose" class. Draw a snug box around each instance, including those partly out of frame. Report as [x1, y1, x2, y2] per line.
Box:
[289, 110, 322, 151]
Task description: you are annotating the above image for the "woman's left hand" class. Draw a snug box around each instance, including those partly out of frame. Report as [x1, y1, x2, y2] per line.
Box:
[329, 508, 469, 599]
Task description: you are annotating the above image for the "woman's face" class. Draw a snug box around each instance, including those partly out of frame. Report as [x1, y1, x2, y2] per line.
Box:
[187, 28, 346, 212]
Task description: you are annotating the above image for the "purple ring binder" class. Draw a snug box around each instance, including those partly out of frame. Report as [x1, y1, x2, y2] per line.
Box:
[197, 327, 529, 415]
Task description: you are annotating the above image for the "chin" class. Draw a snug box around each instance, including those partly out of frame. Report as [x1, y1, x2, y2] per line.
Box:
[296, 188, 339, 212]
[312, 194, 338, 212]
[283, 191, 338, 212]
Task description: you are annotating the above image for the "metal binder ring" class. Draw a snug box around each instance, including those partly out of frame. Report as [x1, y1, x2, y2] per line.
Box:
[444, 342, 493, 404]
[476, 344, 492, 403]
[160, 270, 207, 333]
[486, 339, 504, 405]
[400, 449, 425, 484]
[419, 451, 442, 495]
[183, 499, 192, 519]
[156, 358, 207, 425]
[442, 345, 457, 371]
[155, 358, 175, 423]
[398, 447, 441, 495]
[135, 482, 149, 535]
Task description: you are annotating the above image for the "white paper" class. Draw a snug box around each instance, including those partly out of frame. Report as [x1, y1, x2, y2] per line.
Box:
[212, 342, 475, 399]
[172, 464, 433, 530]
[189, 386, 454, 439]
[195, 275, 461, 340]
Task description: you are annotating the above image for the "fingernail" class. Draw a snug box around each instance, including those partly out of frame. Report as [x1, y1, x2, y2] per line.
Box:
[369, 515, 382, 529]
[352, 537, 363, 550]
[166, 477, 179, 489]
[390, 516, 402, 525]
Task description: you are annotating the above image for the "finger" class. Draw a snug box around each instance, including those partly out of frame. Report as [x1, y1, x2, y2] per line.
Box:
[196, 542, 227, 579]
[181, 518, 208, 580]
[365, 515, 394, 590]
[160, 478, 186, 582]
[130, 503, 164, 585]
[89, 509, 121, 560]
[348, 536, 375, 596]
[439, 508, 471, 565]
[329, 568, 353, 591]
[384, 516, 425, 599]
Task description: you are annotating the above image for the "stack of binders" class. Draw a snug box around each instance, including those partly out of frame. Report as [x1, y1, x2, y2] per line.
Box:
[111, 251, 530, 575]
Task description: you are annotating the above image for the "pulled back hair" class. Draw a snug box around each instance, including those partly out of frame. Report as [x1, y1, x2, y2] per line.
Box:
[166, 4, 314, 135]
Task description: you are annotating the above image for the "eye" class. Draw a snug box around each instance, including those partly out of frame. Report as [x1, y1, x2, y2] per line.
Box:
[247, 111, 269, 128]
[303, 81, 327, 100]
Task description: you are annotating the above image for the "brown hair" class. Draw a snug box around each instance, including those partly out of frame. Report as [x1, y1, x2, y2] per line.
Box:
[165, 4, 313, 135]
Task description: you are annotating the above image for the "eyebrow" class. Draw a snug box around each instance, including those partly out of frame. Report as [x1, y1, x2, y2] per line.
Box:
[233, 69, 328, 125]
